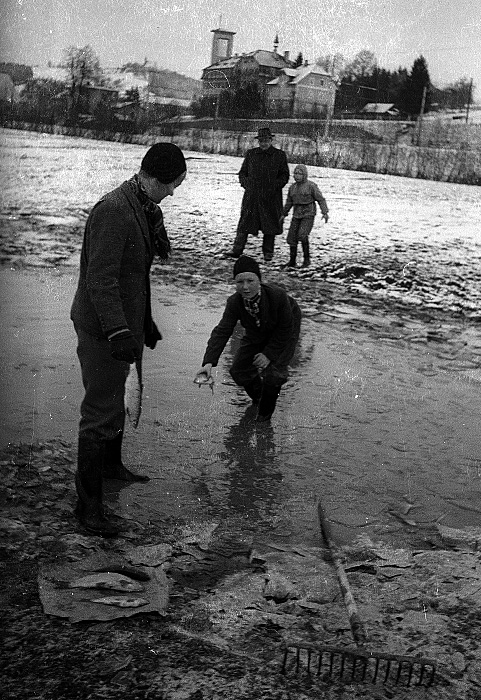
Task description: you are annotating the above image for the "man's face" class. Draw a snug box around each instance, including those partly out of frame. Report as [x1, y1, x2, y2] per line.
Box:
[235, 272, 261, 299]
[145, 172, 186, 203]
[258, 137, 272, 151]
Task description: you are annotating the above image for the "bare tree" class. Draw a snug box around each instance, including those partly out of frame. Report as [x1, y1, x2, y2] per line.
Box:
[64, 45, 102, 122]
[344, 50, 376, 79]
[316, 53, 346, 78]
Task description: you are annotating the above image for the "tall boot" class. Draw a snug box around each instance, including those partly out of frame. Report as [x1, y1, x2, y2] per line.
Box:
[285, 246, 297, 268]
[75, 436, 122, 537]
[243, 375, 263, 405]
[256, 384, 281, 422]
[103, 431, 149, 482]
[301, 240, 310, 268]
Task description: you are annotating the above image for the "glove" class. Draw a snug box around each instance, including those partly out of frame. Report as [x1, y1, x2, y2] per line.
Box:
[108, 330, 141, 363]
[145, 321, 162, 350]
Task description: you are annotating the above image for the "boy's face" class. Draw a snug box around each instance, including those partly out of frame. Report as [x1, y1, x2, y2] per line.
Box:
[235, 272, 261, 299]
[294, 168, 304, 182]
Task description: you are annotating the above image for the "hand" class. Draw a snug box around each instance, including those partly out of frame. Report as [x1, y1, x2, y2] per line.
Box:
[109, 333, 141, 363]
[194, 364, 212, 384]
[145, 321, 162, 350]
[253, 353, 270, 371]
[322, 213, 329, 223]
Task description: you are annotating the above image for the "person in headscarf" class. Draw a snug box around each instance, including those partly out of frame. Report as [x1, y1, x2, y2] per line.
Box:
[280, 164, 329, 268]
[70, 143, 186, 536]
[194, 255, 301, 423]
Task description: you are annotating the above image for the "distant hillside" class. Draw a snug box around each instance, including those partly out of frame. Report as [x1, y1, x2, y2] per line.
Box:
[121, 63, 201, 99]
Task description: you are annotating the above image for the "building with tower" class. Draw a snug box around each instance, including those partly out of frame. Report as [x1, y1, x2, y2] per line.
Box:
[201, 27, 336, 118]
[201, 27, 292, 98]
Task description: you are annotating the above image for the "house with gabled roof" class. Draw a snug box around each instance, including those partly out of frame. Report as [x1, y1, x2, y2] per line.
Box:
[201, 27, 336, 118]
[266, 63, 337, 118]
[361, 103, 399, 118]
[0, 73, 15, 103]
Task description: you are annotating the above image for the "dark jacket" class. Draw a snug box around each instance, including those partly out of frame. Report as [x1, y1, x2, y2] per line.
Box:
[70, 182, 154, 338]
[237, 146, 290, 236]
[202, 284, 301, 367]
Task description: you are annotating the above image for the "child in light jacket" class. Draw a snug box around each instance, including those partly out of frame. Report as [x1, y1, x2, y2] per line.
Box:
[280, 164, 329, 268]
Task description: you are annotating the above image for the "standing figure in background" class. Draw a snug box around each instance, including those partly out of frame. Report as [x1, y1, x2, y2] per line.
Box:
[227, 127, 290, 262]
[194, 256, 301, 423]
[70, 143, 187, 537]
[280, 164, 329, 268]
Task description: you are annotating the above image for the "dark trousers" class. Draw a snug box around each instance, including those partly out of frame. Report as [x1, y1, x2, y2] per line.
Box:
[232, 228, 275, 260]
[75, 326, 143, 442]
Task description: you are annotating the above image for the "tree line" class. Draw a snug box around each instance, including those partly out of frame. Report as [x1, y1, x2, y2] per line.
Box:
[0, 45, 475, 128]
[317, 50, 474, 117]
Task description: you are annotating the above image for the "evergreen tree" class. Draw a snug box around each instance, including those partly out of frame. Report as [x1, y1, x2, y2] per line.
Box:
[400, 55, 431, 117]
[293, 52, 304, 68]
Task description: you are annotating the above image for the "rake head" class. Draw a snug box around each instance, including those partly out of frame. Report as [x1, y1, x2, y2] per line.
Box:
[281, 643, 437, 687]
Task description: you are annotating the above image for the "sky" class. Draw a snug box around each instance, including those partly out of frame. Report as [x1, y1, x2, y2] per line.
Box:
[1, 0, 480, 97]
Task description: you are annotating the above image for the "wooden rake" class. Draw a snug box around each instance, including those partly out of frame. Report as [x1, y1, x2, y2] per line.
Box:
[281, 501, 438, 687]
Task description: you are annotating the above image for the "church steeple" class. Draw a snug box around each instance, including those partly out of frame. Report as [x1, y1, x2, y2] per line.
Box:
[273, 33, 279, 53]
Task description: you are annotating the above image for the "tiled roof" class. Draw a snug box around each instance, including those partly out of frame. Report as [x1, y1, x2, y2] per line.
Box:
[204, 50, 291, 72]
[267, 65, 335, 86]
[291, 64, 333, 84]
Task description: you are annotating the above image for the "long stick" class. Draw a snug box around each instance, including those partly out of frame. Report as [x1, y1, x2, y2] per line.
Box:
[317, 501, 367, 646]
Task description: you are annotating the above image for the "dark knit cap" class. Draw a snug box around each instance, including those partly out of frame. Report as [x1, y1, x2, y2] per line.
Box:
[233, 255, 261, 280]
[141, 143, 186, 184]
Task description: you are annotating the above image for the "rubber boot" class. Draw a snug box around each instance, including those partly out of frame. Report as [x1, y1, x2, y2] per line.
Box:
[285, 246, 297, 268]
[75, 437, 122, 537]
[256, 384, 281, 422]
[103, 431, 150, 482]
[301, 240, 310, 268]
[243, 376, 263, 405]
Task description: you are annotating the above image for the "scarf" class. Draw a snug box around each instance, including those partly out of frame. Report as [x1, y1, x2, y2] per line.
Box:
[243, 291, 261, 327]
[126, 174, 171, 260]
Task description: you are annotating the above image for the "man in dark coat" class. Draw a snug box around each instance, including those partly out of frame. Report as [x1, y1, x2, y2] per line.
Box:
[227, 127, 290, 262]
[70, 143, 186, 536]
[194, 256, 301, 422]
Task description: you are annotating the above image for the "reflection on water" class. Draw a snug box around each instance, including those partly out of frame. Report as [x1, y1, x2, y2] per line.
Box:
[220, 405, 283, 519]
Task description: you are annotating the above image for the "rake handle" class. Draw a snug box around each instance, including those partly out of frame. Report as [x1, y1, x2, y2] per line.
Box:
[317, 501, 368, 646]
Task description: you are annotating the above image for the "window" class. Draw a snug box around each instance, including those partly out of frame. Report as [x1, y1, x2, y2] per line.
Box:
[217, 39, 229, 58]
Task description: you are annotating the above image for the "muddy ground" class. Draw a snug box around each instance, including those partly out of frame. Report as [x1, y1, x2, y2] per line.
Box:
[1, 129, 481, 699]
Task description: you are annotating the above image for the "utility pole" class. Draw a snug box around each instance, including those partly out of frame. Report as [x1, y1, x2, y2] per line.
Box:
[465, 78, 473, 123]
[322, 56, 334, 141]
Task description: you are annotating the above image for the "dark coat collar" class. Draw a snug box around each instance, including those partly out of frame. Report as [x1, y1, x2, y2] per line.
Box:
[119, 181, 151, 254]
